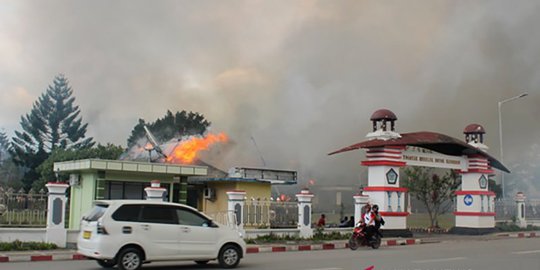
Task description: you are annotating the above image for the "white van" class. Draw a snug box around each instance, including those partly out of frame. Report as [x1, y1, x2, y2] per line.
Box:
[77, 200, 246, 270]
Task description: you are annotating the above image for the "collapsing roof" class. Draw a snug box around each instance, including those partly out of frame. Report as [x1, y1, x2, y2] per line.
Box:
[188, 163, 297, 185]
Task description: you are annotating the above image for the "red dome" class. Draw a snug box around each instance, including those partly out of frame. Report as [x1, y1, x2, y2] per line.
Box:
[463, 124, 485, 134]
[370, 109, 397, 121]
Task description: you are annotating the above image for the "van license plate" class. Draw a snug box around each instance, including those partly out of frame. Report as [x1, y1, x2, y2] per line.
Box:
[83, 231, 91, 239]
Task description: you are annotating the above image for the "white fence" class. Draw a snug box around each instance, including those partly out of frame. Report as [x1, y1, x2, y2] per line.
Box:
[243, 199, 298, 228]
[495, 198, 540, 222]
[0, 187, 48, 227]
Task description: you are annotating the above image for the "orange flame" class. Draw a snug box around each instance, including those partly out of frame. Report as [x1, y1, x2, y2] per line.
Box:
[166, 132, 228, 164]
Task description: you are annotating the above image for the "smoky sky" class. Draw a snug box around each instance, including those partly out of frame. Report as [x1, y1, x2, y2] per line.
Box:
[0, 1, 539, 194]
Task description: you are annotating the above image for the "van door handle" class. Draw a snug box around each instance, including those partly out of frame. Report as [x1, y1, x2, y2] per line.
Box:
[141, 224, 150, 230]
[180, 226, 191, 233]
[122, 226, 132, 234]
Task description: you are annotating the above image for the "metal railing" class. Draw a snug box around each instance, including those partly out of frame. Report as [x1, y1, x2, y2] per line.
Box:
[495, 199, 516, 221]
[0, 187, 48, 227]
[525, 199, 540, 220]
[244, 199, 298, 228]
[206, 210, 238, 230]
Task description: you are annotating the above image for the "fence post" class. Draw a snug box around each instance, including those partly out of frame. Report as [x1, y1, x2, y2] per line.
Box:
[296, 188, 314, 238]
[226, 190, 246, 234]
[353, 193, 370, 225]
[144, 180, 167, 201]
[514, 192, 527, 228]
[45, 182, 69, 248]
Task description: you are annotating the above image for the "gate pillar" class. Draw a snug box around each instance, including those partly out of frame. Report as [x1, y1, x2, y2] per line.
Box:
[45, 182, 69, 248]
[353, 192, 369, 224]
[296, 188, 314, 238]
[226, 190, 246, 234]
[362, 146, 411, 237]
[451, 124, 497, 234]
[144, 180, 167, 201]
[514, 192, 527, 228]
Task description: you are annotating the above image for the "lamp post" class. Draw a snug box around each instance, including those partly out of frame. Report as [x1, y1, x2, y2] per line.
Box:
[498, 92, 528, 198]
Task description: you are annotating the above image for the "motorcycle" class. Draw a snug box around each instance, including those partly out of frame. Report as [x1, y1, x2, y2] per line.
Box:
[348, 223, 381, 250]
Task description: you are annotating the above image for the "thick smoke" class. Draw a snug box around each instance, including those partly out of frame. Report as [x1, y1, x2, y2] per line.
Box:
[0, 1, 539, 196]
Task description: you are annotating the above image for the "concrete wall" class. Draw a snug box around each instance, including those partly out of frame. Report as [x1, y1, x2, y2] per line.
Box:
[202, 182, 236, 214]
[0, 228, 46, 242]
[200, 182, 271, 215]
[69, 172, 97, 230]
[236, 182, 271, 200]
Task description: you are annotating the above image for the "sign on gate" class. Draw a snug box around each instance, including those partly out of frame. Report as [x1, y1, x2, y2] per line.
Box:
[402, 148, 467, 170]
[464, 194, 473, 206]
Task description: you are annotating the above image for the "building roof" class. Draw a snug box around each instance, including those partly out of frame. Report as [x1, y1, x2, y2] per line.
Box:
[54, 159, 208, 176]
[328, 131, 509, 173]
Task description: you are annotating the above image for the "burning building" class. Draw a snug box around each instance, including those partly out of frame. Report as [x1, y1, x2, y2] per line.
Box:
[55, 130, 297, 229]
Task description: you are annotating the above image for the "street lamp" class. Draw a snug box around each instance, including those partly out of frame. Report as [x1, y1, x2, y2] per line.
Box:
[498, 92, 528, 198]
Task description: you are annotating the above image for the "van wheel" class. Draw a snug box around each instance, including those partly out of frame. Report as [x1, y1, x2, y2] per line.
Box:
[117, 247, 143, 270]
[97, 259, 116, 268]
[218, 244, 241, 268]
[195, 260, 209, 265]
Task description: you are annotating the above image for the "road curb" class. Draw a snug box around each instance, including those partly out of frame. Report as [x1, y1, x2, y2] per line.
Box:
[495, 231, 538, 238]
[0, 253, 87, 263]
[245, 238, 422, 254]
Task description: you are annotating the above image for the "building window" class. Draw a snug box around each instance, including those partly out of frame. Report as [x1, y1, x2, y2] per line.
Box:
[103, 181, 151, 200]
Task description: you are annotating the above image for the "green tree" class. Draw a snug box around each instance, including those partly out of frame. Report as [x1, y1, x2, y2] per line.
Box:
[11, 74, 94, 190]
[0, 129, 24, 188]
[0, 129, 9, 163]
[127, 110, 210, 147]
[488, 178, 502, 199]
[403, 167, 461, 228]
[33, 143, 124, 191]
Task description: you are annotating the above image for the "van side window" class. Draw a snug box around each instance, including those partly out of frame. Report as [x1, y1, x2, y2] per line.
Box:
[84, 204, 109, 221]
[176, 208, 211, 227]
[140, 205, 178, 224]
[112, 205, 142, 222]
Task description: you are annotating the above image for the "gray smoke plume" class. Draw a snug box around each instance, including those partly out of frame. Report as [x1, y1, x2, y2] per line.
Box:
[0, 1, 539, 197]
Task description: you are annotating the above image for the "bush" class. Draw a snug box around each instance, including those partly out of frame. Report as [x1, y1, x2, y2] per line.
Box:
[0, 240, 57, 251]
[496, 222, 540, 232]
[245, 230, 351, 244]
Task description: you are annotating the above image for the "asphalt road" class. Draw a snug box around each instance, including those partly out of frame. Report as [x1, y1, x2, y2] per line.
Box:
[2, 237, 539, 270]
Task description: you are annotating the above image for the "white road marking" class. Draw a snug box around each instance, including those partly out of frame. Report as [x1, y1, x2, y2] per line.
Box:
[412, 257, 467, 263]
[512, 249, 540, 254]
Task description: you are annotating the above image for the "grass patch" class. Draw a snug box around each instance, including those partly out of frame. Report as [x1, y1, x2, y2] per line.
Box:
[407, 213, 454, 229]
[0, 240, 57, 251]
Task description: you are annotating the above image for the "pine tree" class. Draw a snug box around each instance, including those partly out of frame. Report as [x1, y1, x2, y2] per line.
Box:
[11, 74, 94, 189]
[0, 129, 10, 164]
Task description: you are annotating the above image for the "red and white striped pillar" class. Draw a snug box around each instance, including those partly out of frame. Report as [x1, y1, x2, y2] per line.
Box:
[362, 146, 409, 230]
[454, 154, 496, 229]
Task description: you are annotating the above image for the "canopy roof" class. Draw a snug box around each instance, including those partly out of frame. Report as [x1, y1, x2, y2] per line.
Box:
[328, 131, 509, 173]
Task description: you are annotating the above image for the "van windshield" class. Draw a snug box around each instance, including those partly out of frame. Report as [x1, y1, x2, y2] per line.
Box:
[83, 204, 109, 222]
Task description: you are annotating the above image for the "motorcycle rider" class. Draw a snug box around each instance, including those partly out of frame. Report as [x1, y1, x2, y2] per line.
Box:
[361, 204, 376, 241]
[371, 204, 385, 237]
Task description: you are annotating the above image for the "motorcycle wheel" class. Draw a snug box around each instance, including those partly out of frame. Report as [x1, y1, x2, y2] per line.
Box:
[371, 235, 381, 249]
[348, 236, 359, 250]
